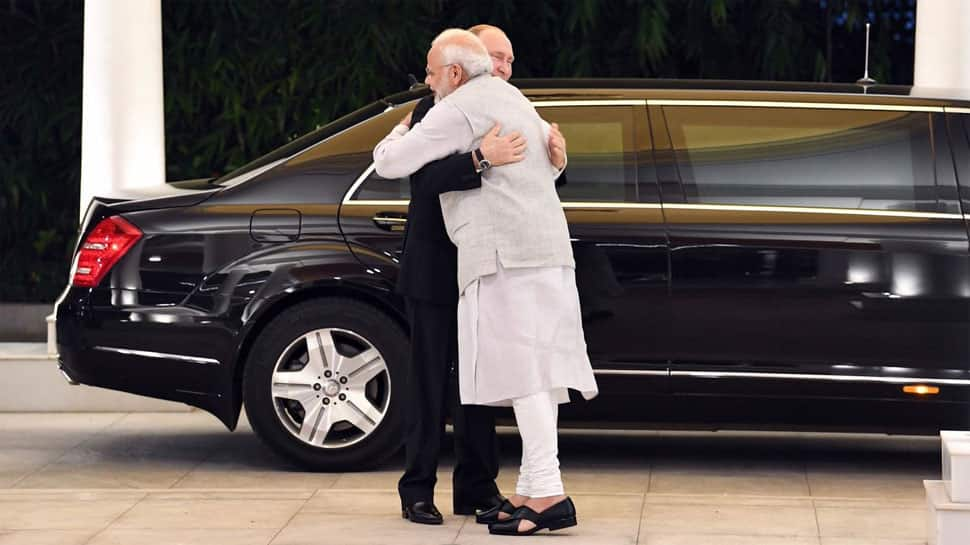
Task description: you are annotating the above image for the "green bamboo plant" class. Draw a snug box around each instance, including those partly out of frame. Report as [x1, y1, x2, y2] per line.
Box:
[0, 0, 917, 302]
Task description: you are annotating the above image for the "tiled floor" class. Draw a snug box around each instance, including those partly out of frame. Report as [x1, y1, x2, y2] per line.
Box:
[0, 411, 940, 544]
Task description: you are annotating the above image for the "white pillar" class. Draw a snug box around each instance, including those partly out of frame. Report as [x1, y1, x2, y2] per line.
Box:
[80, 0, 165, 221]
[914, 0, 970, 89]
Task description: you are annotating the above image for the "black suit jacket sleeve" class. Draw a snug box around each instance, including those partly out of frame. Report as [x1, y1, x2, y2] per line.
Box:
[412, 151, 566, 196]
[409, 152, 482, 198]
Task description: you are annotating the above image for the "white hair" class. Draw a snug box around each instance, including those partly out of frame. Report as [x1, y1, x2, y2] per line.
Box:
[431, 28, 492, 79]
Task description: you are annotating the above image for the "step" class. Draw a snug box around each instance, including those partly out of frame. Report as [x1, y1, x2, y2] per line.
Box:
[925, 480, 970, 545]
[0, 343, 191, 412]
[0, 303, 49, 341]
[942, 430, 970, 503]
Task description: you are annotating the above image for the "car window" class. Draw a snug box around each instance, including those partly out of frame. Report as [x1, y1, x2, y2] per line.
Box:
[664, 106, 938, 212]
[354, 167, 411, 201]
[350, 104, 639, 203]
[536, 105, 638, 203]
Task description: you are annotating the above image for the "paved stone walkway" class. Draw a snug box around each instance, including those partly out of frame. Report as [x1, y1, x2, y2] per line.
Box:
[0, 412, 938, 544]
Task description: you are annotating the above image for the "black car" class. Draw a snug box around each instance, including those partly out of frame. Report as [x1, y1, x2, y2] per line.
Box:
[56, 79, 970, 470]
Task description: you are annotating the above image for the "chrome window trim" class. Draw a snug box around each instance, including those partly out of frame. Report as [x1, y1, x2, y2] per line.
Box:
[532, 99, 646, 108]
[341, 163, 378, 205]
[93, 346, 220, 366]
[649, 99, 943, 113]
[563, 202, 661, 209]
[344, 185, 961, 221]
[665, 203, 964, 221]
[348, 199, 409, 206]
[344, 194, 664, 209]
[945, 107, 970, 114]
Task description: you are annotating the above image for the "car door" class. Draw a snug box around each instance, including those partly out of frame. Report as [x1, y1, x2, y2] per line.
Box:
[946, 107, 970, 249]
[333, 105, 415, 291]
[658, 100, 970, 410]
[533, 100, 670, 419]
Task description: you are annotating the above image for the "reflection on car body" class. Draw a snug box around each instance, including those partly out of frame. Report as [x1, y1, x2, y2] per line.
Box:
[56, 79, 970, 469]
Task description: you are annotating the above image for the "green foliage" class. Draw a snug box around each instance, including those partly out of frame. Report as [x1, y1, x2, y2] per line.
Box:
[0, 0, 918, 302]
[0, 0, 83, 302]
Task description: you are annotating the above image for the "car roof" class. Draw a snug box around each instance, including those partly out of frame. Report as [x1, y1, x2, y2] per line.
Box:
[386, 78, 970, 108]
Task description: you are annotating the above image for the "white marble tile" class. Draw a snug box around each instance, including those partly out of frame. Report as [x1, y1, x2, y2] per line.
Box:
[815, 505, 925, 539]
[111, 498, 305, 529]
[87, 528, 277, 545]
[641, 501, 818, 537]
[0, 530, 96, 545]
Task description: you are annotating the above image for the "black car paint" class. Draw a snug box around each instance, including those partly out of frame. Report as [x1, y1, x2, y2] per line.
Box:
[56, 81, 970, 440]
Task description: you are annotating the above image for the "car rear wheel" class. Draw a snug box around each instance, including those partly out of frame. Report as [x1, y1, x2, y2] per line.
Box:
[244, 298, 408, 470]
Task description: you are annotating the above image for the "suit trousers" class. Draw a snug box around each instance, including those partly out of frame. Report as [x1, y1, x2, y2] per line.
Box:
[398, 297, 500, 508]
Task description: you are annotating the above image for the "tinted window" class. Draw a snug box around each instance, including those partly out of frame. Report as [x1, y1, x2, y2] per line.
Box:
[354, 168, 411, 201]
[353, 104, 640, 203]
[536, 105, 639, 202]
[664, 106, 937, 212]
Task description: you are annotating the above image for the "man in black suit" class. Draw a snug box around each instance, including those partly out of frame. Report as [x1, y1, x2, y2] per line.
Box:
[396, 25, 567, 525]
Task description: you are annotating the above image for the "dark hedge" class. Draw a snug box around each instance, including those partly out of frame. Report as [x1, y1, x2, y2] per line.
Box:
[0, 0, 916, 302]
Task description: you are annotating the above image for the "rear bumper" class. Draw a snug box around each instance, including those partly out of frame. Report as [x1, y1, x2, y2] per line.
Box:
[55, 287, 238, 428]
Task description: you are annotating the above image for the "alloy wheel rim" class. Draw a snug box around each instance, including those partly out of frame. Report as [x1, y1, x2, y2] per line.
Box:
[270, 327, 391, 449]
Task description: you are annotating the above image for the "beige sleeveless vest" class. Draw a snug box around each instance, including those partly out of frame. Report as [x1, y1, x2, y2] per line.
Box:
[438, 75, 575, 293]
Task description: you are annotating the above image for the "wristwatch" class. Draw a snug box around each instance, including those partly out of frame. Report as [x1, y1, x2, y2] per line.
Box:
[474, 148, 491, 173]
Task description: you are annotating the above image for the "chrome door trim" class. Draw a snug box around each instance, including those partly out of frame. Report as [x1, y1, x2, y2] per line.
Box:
[594, 369, 668, 376]
[93, 346, 220, 366]
[592, 368, 970, 385]
[664, 203, 964, 221]
[945, 107, 970, 114]
[649, 99, 943, 113]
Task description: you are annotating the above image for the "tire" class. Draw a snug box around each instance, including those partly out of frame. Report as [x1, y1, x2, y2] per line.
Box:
[243, 298, 408, 471]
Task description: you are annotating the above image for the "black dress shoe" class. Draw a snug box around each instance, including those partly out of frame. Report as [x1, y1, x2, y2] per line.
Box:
[475, 499, 518, 524]
[453, 493, 506, 516]
[488, 497, 577, 536]
[401, 501, 443, 525]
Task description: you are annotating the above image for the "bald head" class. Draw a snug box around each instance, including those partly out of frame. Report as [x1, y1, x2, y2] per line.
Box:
[469, 24, 514, 80]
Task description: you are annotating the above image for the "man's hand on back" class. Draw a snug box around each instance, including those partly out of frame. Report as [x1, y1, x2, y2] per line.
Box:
[548, 122, 566, 171]
[479, 123, 526, 167]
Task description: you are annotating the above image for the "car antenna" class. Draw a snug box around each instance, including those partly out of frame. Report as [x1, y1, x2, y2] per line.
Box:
[855, 21, 877, 88]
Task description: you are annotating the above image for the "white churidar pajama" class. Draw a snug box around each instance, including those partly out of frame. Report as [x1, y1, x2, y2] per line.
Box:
[512, 390, 563, 498]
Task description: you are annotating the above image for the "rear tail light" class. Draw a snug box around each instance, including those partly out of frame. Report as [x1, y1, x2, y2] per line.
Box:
[71, 216, 142, 288]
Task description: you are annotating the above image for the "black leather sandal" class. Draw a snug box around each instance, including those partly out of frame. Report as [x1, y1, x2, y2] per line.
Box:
[475, 499, 518, 524]
[487, 497, 577, 536]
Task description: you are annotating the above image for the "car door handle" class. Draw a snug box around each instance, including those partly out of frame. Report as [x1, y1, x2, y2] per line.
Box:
[372, 213, 407, 232]
[861, 291, 901, 299]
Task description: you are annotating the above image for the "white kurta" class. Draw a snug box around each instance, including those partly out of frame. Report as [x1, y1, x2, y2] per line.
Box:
[457, 257, 600, 407]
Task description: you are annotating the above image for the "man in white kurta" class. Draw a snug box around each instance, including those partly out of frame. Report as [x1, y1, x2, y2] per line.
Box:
[373, 28, 597, 535]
